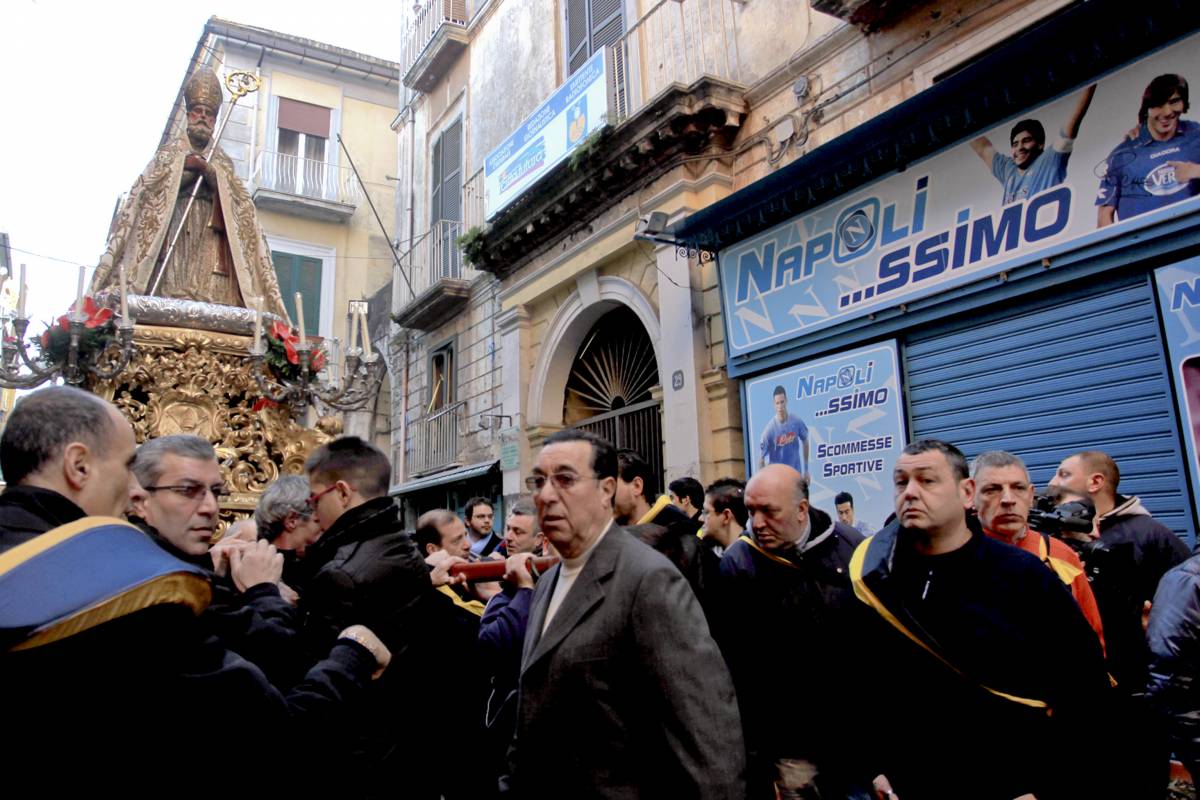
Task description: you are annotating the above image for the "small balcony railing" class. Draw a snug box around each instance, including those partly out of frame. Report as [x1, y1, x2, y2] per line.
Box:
[253, 151, 363, 205]
[401, 0, 469, 91]
[609, 0, 743, 125]
[463, 168, 485, 232]
[408, 400, 466, 475]
[396, 219, 481, 309]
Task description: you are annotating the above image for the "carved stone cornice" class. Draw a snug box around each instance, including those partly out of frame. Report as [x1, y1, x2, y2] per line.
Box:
[474, 78, 747, 279]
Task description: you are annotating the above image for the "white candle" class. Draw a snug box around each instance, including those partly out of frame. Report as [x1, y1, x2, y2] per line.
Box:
[75, 265, 86, 315]
[16, 264, 26, 318]
[358, 308, 372, 358]
[348, 307, 360, 352]
[294, 292, 307, 349]
[252, 298, 263, 353]
[118, 263, 129, 320]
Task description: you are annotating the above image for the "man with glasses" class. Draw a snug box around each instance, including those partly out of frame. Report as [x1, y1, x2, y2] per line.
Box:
[131, 434, 303, 684]
[300, 435, 470, 798]
[0, 388, 393, 794]
[508, 428, 744, 799]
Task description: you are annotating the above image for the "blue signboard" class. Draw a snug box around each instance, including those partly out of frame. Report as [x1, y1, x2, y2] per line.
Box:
[485, 50, 609, 219]
[720, 34, 1200, 360]
[1155, 257, 1200, 520]
[744, 341, 906, 533]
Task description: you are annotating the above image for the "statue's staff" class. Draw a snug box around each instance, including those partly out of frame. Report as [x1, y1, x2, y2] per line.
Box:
[147, 70, 262, 297]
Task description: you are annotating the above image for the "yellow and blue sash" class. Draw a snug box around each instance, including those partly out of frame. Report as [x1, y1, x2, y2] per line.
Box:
[0, 516, 211, 651]
[849, 534, 1049, 711]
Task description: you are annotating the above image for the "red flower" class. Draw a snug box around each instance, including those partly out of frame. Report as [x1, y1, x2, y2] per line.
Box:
[66, 297, 114, 329]
[269, 320, 292, 341]
[251, 397, 279, 413]
[81, 297, 113, 329]
[310, 349, 327, 372]
[40, 330, 50, 348]
[284, 337, 299, 365]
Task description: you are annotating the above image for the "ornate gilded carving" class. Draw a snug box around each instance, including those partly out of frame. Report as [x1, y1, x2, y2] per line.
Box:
[92, 319, 333, 526]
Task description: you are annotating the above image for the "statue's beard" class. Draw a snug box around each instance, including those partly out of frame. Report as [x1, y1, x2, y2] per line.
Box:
[187, 124, 212, 151]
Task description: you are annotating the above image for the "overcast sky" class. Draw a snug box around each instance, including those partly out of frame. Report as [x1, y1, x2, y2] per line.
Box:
[0, 0, 401, 328]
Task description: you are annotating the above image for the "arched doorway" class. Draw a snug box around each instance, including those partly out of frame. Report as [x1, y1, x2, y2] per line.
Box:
[564, 306, 664, 484]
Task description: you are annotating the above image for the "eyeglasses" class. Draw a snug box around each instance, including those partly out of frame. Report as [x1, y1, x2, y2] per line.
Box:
[306, 484, 339, 510]
[143, 483, 229, 501]
[524, 472, 599, 493]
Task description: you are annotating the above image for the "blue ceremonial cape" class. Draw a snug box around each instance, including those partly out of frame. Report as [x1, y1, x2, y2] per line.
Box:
[0, 516, 211, 651]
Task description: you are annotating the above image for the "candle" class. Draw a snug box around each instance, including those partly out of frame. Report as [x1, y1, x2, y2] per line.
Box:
[358, 308, 372, 358]
[348, 306, 360, 352]
[17, 264, 26, 319]
[330, 337, 341, 386]
[118, 263, 129, 321]
[76, 265, 86, 316]
[294, 292, 307, 349]
[252, 298, 263, 354]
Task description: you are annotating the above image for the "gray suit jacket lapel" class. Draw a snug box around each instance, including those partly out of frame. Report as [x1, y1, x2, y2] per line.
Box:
[521, 528, 621, 674]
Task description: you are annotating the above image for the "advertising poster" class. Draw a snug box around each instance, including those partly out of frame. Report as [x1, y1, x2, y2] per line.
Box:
[484, 49, 609, 219]
[744, 341, 906, 533]
[1154, 256, 1200, 516]
[721, 33, 1200, 359]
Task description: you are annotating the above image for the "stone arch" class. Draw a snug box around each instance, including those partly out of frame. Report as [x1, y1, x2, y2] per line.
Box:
[527, 275, 662, 429]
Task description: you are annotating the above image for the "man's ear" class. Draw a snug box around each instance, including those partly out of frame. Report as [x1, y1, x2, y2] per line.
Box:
[424, 542, 438, 557]
[1087, 472, 1105, 496]
[283, 511, 301, 532]
[599, 475, 617, 505]
[61, 441, 91, 491]
[632, 476, 644, 499]
[960, 477, 977, 508]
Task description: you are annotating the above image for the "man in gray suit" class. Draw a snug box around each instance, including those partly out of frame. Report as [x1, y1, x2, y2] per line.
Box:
[509, 428, 745, 798]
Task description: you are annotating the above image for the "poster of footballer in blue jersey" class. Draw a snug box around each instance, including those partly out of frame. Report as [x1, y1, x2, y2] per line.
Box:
[719, 34, 1200, 361]
[744, 342, 906, 532]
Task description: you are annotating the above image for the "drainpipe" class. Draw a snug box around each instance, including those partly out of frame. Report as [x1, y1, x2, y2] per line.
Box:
[398, 333, 410, 486]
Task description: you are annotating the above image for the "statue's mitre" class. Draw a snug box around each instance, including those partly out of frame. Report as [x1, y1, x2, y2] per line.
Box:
[184, 68, 223, 111]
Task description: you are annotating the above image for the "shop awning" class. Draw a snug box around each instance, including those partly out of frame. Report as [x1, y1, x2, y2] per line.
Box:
[671, 0, 1200, 253]
[389, 460, 498, 496]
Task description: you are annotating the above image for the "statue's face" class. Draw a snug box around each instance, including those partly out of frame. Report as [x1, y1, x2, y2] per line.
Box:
[186, 103, 216, 148]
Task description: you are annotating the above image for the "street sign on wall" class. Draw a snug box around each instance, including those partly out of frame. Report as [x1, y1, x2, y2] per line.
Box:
[484, 49, 609, 220]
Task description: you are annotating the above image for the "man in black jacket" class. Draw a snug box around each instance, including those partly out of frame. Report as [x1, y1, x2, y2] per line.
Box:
[1049, 449, 1189, 797]
[301, 435, 472, 798]
[718, 464, 867, 798]
[613, 449, 705, 601]
[0, 386, 390, 795]
[131, 433, 302, 686]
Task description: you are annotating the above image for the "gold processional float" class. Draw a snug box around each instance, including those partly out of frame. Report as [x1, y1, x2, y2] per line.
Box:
[1, 68, 384, 523]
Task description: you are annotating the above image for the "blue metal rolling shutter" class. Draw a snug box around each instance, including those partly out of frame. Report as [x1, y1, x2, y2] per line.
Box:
[904, 273, 1195, 544]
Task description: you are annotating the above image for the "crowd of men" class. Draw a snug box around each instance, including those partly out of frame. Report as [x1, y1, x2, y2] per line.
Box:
[3, 384, 1200, 799]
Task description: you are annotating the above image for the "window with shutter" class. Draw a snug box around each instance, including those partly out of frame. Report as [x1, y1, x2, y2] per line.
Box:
[431, 120, 464, 277]
[271, 250, 322, 337]
[565, 0, 624, 75]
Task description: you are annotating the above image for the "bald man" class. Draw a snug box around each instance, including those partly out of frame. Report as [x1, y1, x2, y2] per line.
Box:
[717, 464, 868, 798]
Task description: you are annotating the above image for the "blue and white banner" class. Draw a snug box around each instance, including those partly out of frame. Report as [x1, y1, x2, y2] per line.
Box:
[1154, 257, 1200, 517]
[721, 34, 1200, 359]
[744, 341, 906, 533]
[484, 50, 609, 220]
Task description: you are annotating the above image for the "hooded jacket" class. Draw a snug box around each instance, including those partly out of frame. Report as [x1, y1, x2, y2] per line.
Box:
[1091, 494, 1190, 691]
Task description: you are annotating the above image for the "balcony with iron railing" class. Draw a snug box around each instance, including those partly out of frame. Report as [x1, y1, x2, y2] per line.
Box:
[251, 151, 363, 222]
[401, 0, 469, 93]
[407, 400, 466, 476]
[466, 0, 747, 277]
[393, 219, 482, 331]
